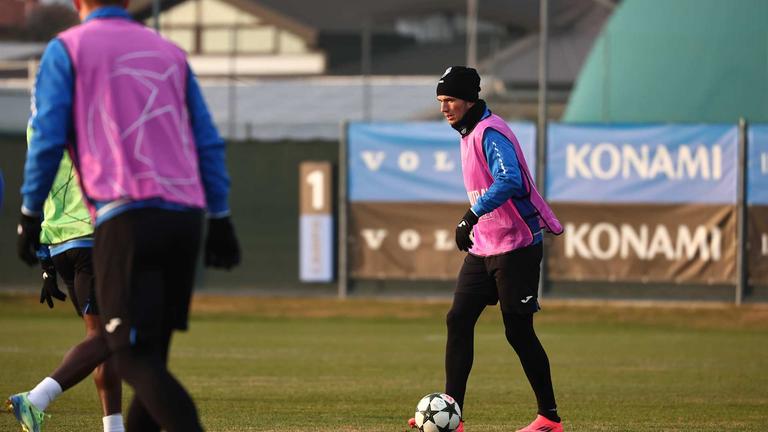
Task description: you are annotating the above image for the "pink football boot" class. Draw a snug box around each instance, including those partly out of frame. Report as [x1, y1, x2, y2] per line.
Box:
[516, 415, 563, 432]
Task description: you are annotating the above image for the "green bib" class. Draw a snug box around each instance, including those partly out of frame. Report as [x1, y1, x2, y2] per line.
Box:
[27, 126, 93, 245]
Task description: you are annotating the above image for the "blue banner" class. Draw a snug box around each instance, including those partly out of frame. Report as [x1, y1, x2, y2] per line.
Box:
[348, 122, 536, 202]
[748, 125, 768, 205]
[547, 124, 738, 204]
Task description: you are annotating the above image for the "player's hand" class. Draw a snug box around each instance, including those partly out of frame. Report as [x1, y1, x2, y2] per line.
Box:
[455, 209, 479, 252]
[39, 257, 66, 308]
[205, 216, 241, 270]
[17, 213, 41, 266]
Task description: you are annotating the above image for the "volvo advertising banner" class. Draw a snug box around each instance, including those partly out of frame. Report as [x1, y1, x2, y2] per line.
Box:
[347, 121, 536, 279]
[346, 122, 750, 285]
[748, 125, 768, 285]
[547, 124, 738, 284]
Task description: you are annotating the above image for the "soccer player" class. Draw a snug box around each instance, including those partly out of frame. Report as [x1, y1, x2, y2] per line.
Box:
[410, 67, 565, 432]
[16, 0, 240, 430]
[8, 128, 123, 432]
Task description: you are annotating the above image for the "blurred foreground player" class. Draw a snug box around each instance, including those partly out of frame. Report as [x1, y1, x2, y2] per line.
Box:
[17, 0, 240, 430]
[410, 67, 564, 432]
[8, 127, 123, 432]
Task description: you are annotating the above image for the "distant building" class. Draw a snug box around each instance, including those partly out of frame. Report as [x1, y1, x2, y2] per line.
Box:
[129, 0, 615, 120]
[0, 0, 38, 28]
[130, 0, 326, 76]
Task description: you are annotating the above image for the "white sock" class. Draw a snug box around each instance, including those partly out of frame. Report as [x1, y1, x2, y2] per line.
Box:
[27, 377, 62, 411]
[103, 413, 125, 432]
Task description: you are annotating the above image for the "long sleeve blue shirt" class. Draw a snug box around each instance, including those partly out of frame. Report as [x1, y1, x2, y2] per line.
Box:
[470, 110, 525, 217]
[22, 6, 230, 222]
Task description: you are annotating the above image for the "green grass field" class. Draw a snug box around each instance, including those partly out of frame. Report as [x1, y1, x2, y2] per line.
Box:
[0, 293, 766, 431]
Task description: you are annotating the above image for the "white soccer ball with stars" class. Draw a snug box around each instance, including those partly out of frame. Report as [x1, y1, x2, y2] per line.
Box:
[414, 393, 462, 432]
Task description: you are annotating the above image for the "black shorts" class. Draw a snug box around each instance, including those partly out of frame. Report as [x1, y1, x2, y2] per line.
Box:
[93, 208, 203, 351]
[455, 242, 543, 314]
[51, 247, 98, 317]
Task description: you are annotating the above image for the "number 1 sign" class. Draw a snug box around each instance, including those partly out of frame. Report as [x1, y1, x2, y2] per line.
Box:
[299, 161, 334, 282]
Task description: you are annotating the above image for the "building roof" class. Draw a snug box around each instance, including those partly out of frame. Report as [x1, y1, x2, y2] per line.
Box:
[132, 0, 606, 33]
[130, 0, 317, 43]
[129, 0, 615, 84]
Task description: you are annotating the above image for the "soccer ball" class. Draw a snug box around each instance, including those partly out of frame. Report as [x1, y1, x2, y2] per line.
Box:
[413, 393, 462, 432]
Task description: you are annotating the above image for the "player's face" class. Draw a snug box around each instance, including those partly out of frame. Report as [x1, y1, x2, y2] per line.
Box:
[437, 96, 473, 125]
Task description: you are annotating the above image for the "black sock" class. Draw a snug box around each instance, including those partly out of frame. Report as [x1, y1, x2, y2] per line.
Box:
[538, 408, 561, 423]
[502, 312, 560, 423]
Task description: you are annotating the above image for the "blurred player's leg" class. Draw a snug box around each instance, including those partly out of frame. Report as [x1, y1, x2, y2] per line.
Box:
[9, 248, 123, 432]
[52, 251, 116, 387]
[84, 314, 123, 430]
[124, 327, 172, 432]
[95, 208, 203, 432]
[112, 342, 202, 432]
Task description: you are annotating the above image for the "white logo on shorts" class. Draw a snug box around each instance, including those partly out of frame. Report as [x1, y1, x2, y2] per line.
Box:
[105, 318, 122, 333]
[521, 296, 533, 303]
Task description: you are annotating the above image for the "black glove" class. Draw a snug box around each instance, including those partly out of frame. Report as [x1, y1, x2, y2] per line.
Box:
[39, 257, 66, 308]
[17, 213, 41, 266]
[455, 209, 479, 252]
[205, 216, 241, 270]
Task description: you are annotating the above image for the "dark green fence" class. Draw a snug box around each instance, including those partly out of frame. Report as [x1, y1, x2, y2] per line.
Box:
[0, 136, 339, 292]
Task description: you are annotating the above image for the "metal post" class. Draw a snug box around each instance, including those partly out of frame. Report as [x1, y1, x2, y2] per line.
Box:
[536, 0, 549, 299]
[466, 0, 478, 67]
[337, 121, 349, 299]
[735, 118, 748, 305]
[152, 0, 160, 31]
[361, 20, 372, 122]
[227, 24, 238, 139]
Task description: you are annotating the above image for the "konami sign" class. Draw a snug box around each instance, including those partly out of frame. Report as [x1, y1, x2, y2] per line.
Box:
[564, 222, 721, 261]
[565, 143, 722, 181]
[548, 203, 736, 284]
[548, 124, 737, 205]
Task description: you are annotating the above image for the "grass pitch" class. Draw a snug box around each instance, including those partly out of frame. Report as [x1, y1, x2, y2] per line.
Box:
[0, 293, 766, 431]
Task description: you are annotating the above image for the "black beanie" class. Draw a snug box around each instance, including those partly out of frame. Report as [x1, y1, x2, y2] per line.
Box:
[436, 66, 481, 102]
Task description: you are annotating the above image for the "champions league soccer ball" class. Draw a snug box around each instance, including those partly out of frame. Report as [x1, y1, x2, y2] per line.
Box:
[413, 393, 462, 432]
